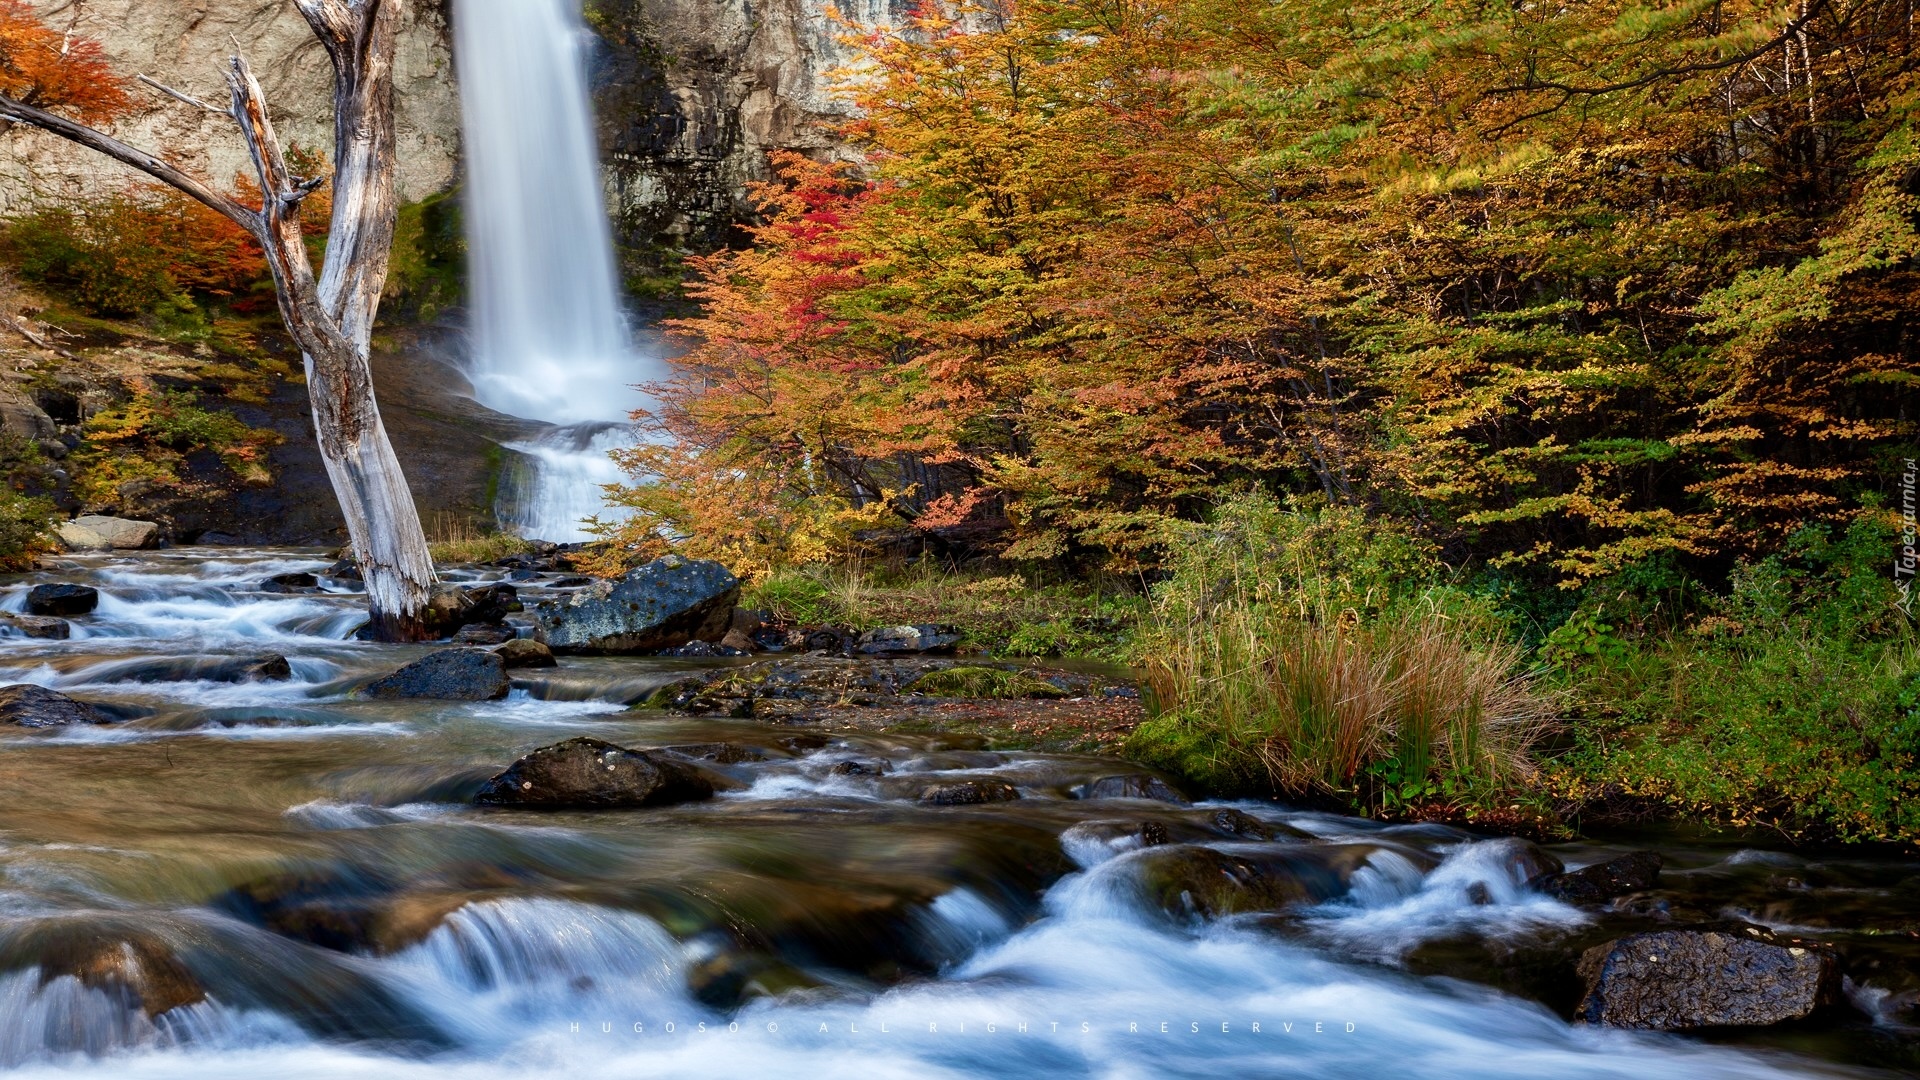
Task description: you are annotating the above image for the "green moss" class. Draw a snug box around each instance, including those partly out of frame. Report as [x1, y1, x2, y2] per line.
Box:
[384, 191, 466, 324]
[907, 666, 1068, 699]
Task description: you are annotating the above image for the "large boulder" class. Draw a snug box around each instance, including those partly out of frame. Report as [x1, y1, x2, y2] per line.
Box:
[57, 514, 159, 550]
[26, 583, 98, 617]
[0, 684, 112, 727]
[532, 556, 739, 654]
[1532, 851, 1661, 904]
[1576, 927, 1843, 1030]
[474, 736, 715, 809]
[358, 649, 509, 701]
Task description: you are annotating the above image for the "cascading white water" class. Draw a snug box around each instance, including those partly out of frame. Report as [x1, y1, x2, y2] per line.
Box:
[453, 0, 663, 542]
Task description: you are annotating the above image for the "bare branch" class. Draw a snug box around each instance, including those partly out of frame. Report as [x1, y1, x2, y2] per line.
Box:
[0, 93, 261, 234]
[293, 0, 359, 67]
[136, 74, 226, 116]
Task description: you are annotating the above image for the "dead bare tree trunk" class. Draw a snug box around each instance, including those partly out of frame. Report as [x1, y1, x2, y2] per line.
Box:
[0, 0, 436, 641]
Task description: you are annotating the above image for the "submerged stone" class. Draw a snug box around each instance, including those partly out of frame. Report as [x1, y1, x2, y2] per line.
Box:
[7, 922, 205, 1018]
[919, 779, 1022, 806]
[474, 736, 716, 809]
[258, 571, 319, 593]
[532, 556, 738, 654]
[0, 612, 69, 639]
[1139, 844, 1393, 919]
[1073, 773, 1189, 804]
[1576, 926, 1842, 1029]
[358, 649, 509, 701]
[0, 683, 112, 728]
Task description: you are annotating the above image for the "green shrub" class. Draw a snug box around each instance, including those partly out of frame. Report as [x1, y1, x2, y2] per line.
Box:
[1554, 515, 1920, 841]
[0, 488, 56, 571]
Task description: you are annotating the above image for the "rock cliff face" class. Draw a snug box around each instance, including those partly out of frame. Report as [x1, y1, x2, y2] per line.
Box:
[0, 0, 461, 215]
[4, 0, 894, 248]
[586, 0, 907, 249]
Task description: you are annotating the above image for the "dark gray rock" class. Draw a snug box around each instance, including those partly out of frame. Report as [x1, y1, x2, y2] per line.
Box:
[258, 572, 319, 593]
[1073, 774, 1189, 804]
[853, 624, 962, 654]
[532, 557, 739, 654]
[0, 684, 111, 727]
[26, 583, 98, 617]
[492, 638, 556, 669]
[424, 584, 520, 638]
[919, 779, 1021, 806]
[0, 612, 70, 639]
[1576, 926, 1843, 1029]
[1205, 807, 1273, 840]
[829, 759, 889, 777]
[474, 736, 715, 809]
[1532, 851, 1661, 904]
[359, 649, 509, 701]
[451, 622, 516, 645]
[224, 654, 292, 682]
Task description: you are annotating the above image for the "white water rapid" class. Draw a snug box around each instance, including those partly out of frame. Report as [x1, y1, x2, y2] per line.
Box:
[453, 0, 662, 542]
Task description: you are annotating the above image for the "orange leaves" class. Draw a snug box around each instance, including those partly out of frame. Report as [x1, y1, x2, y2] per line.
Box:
[0, 1, 132, 123]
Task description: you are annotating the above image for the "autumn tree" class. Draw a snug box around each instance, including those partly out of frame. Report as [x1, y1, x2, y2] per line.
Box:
[603, 0, 1917, 587]
[0, 0, 437, 639]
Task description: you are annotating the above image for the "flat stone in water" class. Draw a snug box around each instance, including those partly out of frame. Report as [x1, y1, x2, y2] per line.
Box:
[919, 779, 1021, 805]
[0, 612, 69, 639]
[475, 736, 716, 809]
[1533, 851, 1660, 903]
[359, 649, 509, 701]
[1073, 773, 1189, 804]
[0, 684, 112, 727]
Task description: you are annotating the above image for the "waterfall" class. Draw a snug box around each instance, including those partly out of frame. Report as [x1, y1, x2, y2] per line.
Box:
[452, 0, 660, 542]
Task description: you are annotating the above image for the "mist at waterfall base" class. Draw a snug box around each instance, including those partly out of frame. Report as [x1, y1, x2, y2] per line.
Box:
[453, 0, 661, 542]
[0, 551, 1893, 1079]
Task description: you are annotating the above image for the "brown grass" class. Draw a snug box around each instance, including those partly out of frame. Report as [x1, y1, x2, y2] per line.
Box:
[1140, 599, 1557, 797]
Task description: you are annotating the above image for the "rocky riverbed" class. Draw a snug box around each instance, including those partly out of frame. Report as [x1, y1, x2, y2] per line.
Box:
[0, 547, 1916, 1078]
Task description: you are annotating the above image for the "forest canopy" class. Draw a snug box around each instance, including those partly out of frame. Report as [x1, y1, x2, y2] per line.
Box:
[599, 0, 1920, 586]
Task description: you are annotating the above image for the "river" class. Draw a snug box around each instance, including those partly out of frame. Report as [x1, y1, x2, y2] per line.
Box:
[0, 548, 1911, 1078]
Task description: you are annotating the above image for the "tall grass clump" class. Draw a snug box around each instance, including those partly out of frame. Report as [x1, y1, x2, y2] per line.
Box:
[1127, 491, 1556, 811]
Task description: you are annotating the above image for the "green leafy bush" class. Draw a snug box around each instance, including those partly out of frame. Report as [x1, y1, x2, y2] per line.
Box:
[1554, 515, 1920, 841]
